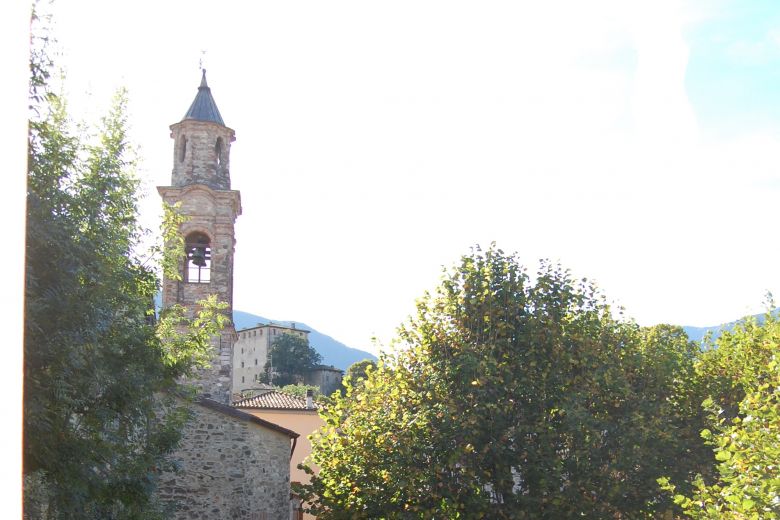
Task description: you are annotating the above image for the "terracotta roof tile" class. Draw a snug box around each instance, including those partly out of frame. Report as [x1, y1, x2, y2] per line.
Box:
[233, 390, 318, 410]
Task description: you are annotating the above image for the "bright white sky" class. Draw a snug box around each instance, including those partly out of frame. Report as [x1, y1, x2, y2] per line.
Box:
[47, 0, 780, 355]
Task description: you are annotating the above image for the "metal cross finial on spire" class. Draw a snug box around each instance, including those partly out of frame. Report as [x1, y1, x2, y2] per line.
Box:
[198, 51, 209, 88]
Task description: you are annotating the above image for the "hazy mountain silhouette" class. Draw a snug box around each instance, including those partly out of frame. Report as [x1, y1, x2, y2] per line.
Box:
[233, 310, 377, 370]
[682, 309, 778, 343]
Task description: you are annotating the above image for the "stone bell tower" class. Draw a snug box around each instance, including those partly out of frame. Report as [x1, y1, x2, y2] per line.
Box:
[158, 70, 241, 404]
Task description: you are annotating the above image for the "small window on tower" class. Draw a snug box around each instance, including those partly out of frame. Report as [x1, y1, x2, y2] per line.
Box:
[215, 137, 224, 167]
[184, 232, 211, 283]
[179, 136, 187, 163]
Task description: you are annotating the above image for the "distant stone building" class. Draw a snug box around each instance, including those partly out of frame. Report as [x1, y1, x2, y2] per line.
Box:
[156, 72, 296, 519]
[305, 365, 344, 396]
[233, 323, 311, 394]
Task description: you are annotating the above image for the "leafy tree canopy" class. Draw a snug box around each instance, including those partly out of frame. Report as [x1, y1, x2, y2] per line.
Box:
[660, 312, 780, 519]
[265, 333, 322, 387]
[280, 384, 321, 400]
[298, 245, 708, 519]
[343, 359, 376, 391]
[24, 10, 226, 518]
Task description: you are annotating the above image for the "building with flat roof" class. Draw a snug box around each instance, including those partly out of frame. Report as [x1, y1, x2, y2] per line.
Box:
[305, 365, 344, 396]
[233, 322, 311, 394]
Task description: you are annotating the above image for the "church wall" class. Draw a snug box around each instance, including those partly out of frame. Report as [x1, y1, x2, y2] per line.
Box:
[238, 408, 323, 491]
[186, 333, 234, 404]
[158, 401, 294, 520]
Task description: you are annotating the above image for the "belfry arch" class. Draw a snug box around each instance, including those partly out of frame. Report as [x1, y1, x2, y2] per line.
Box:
[184, 231, 212, 283]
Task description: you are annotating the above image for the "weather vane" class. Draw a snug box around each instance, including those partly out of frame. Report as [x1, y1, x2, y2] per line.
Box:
[199, 50, 207, 71]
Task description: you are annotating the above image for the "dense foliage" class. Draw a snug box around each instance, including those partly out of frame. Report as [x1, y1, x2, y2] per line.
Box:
[299, 246, 708, 518]
[24, 13, 226, 518]
[264, 333, 322, 386]
[660, 314, 780, 519]
[280, 383, 322, 400]
[343, 359, 376, 390]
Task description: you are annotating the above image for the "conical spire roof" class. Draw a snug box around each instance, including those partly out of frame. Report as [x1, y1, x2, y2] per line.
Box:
[182, 70, 225, 126]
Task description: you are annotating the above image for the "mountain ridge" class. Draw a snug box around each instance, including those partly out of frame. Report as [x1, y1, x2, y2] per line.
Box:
[233, 310, 377, 371]
[232, 309, 778, 369]
[682, 308, 778, 342]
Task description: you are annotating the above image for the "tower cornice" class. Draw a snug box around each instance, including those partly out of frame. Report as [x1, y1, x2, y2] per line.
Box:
[170, 119, 236, 142]
[157, 184, 242, 217]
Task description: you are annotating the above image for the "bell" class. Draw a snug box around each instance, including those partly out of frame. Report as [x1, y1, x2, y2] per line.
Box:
[190, 247, 207, 267]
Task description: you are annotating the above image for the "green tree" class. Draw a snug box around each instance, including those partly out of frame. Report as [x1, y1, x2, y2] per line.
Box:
[280, 383, 321, 400]
[24, 12, 227, 518]
[660, 313, 780, 519]
[299, 246, 705, 518]
[343, 359, 376, 390]
[265, 333, 322, 386]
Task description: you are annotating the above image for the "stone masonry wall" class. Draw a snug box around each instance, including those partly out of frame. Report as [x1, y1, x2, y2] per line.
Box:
[158, 185, 240, 317]
[158, 184, 241, 404]
[186, 332, 234, 404]
[158, 401, 293, 520]
[170, 120, 234, 190]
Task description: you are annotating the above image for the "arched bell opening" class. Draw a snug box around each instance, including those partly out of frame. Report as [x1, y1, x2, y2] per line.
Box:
[184, 231, 212, 283]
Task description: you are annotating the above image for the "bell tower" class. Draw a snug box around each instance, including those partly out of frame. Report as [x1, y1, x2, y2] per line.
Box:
[158, 70, 241, 404]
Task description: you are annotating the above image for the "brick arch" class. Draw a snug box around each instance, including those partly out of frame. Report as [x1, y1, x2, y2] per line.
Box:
[179, 223, 214, 243]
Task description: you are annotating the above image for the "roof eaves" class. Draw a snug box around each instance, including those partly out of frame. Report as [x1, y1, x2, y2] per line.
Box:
[195, 397, 300, 438]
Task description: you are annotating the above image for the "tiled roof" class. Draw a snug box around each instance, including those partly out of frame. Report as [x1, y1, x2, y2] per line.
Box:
[233, 390, 318, 411]
[182, 70, 225, 126]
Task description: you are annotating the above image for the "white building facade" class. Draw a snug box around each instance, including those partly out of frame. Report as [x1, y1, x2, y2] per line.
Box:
[232, 323, 311, 395]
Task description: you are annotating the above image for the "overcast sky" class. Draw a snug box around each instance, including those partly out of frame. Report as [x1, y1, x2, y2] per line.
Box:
[46, 0, 780, 354]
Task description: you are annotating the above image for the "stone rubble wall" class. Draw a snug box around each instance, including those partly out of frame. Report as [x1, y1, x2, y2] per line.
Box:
[186, 332, 234, 404]
[158, 401, 293, 520]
